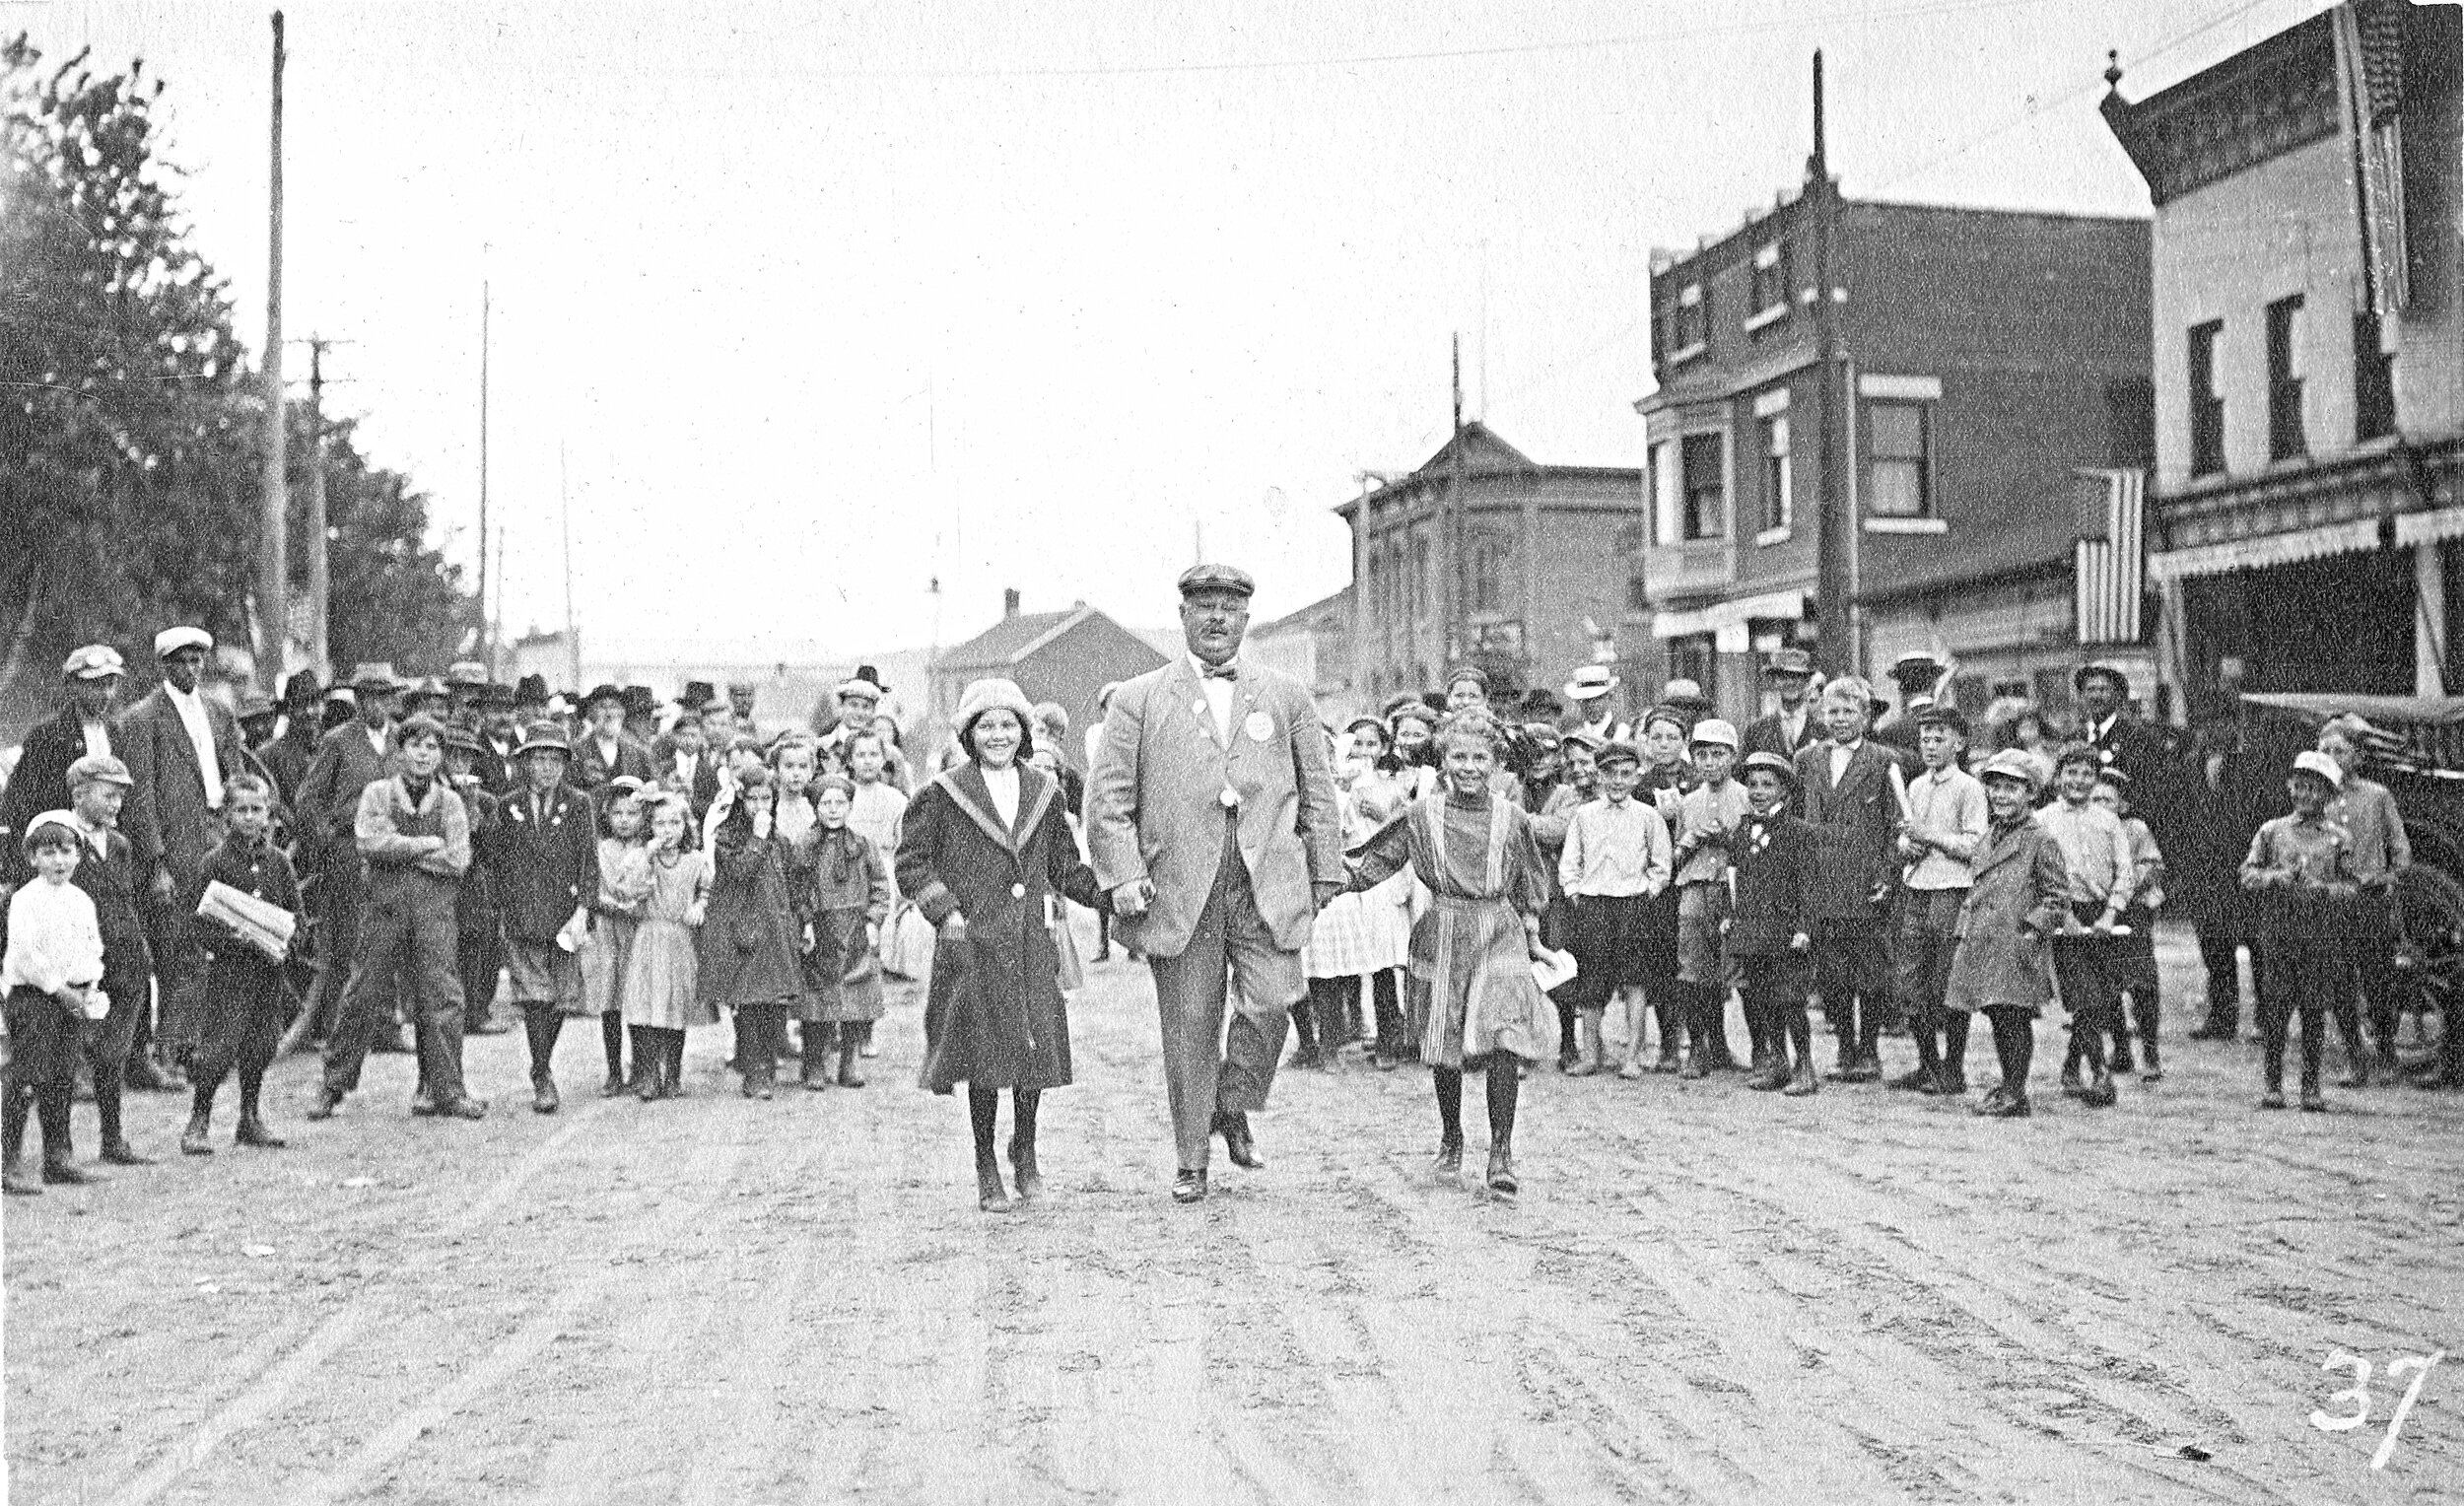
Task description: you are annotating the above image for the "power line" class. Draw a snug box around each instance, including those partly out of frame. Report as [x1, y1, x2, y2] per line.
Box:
[659, 0, 2050, 81]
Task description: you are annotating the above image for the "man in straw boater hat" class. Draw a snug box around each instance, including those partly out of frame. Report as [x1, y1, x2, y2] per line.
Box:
[1561, 663, 1629, 744]
[1087, 564, 1342, 1203]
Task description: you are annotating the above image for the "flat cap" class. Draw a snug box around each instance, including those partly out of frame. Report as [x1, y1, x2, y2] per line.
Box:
[1178, 563, 1256, 598]
[2291, 749, 2344, 788]
[1913, 702, 1970, 735]
[66, 753, 135, 788]
[154, 626, 214, 658]
[1593, 738, 1642, 768]
[1977, 748, 2044, 788]
[1688, 718, 1740, 751]
[62, 644, 126, 681]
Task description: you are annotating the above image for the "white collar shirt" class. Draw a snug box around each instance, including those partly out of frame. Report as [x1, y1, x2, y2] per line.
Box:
[1189, 654, 1235, 742]
[81, 719, 111, 759]
[1828, 737, 1864, 787]
[983, 764, 1021, 827]
[366, 722, 389, 758]
[165, 683, 224, 809]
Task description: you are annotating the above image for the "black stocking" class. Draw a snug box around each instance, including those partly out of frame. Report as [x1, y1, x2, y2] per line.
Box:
[1991, 1009, 2034, 1092]
[968, 1084, 1000, 1165]
[600, 1012, 625, 1075]
[1485, 1058, 1519, 1144]
[1942, 1009, 1971, 1076]
[1432, 1064, 1464, 1146]
[1013, 1087, 1041, 1151]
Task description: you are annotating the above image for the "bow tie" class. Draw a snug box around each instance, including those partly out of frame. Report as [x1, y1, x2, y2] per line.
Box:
[1199, 662, 1238, 681]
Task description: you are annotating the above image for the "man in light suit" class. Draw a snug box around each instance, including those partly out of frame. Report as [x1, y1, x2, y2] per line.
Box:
[1794, 674, 1913, 1082]
[1088, 564, 1343, 1203]
[117, 626, 253, 1081]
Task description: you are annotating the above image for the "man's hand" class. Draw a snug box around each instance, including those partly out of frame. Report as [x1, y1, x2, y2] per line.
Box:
[1788, 931, 1812, 953]
[1312, 879, 1342, 911]
[150, 868, 174, 903]
[940, 913, 970, 943]
[1110, 879, 1153, 919]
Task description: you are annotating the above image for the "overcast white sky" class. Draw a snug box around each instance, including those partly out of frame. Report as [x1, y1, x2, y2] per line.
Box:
[21, 0, 2327, 658]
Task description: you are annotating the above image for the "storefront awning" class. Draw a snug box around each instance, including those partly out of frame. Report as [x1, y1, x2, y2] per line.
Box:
[2395, 508, 2464, 548]
[1649, 587, 1811, 640]
[2148, 518, 2382, 582]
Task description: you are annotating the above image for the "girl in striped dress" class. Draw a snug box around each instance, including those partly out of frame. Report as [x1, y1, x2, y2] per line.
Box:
[1346, 713, 1557, 1198]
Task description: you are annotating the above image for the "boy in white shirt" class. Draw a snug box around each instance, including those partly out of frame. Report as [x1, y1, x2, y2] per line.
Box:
[1557, 741, 1673, 1076]
[4, 812, 109, 1193]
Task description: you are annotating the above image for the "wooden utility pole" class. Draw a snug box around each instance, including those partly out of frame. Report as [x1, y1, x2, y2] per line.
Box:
[1810, 49, 1851, 679]
[477, 281, 492, 675]
[305, 336, 330, 677]
[257, 10, 288, 690]
[1447, 332, 1466, 667]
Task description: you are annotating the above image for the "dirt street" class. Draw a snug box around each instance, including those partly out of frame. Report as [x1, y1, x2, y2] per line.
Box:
[6, 921, 2460, 1504]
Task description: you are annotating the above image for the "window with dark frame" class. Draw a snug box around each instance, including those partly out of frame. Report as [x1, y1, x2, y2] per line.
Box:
[1758, 412, 1791, 534]
[2266, 295, 2305, 460]
[2355, 309, 2396, 443]
[1470, 537, 1507, 614]
[1864, 400, 1930, 517]
[2188, 319, 2224, 476]
[1680, 431, 1727, 541]
[1749, 242, 1790, 322]
[1668, 284, 1708, 357]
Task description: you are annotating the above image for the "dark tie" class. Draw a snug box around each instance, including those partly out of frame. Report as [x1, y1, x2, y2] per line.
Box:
[1200, 662, 1238, 681]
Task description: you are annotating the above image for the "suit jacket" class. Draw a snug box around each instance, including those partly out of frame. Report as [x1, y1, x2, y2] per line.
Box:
[1793, 738, 1910, 924]
[0, 707, 99, 885]
[1742, 708, 1821, 763]
[487, 781, 600, 942]
[294, 720, 398, 870]
[648, 740, 723, 818]
[2081, 714, 2182, 833]
[571, 732, 653, 793]
[256, 725, 321, 808]
[1086, 654, 1342, 959]
[1945, 816, 2068, 1011]
[1727, 811, 1819, 955]
[116, 684, 248, 878]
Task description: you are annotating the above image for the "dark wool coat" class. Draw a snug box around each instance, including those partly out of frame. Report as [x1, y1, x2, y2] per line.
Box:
[1945, 816, 2070, 1014]
[698, 813, 805, 1009]
[293, 720, 397, 873]
[486, 783, 601, 944]
[571, 732, 654, 794]
[0, 707, 95, 885]
[1793, 739, 1911, 925]
[116, 684, 250, 880]
[455, 784, 501, 938]
[1726, 810, 1819, 956]
[898, 763, 1100, 1094]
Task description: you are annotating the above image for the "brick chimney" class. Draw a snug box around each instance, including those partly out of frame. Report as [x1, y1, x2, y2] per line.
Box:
[1003, 587, 1021, 619]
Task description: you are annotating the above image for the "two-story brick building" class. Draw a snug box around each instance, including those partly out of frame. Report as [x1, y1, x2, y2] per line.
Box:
[2102, 0, 2463, 699]
[1634, 194, 2153, 727]
[1338, 423, 1642, 717]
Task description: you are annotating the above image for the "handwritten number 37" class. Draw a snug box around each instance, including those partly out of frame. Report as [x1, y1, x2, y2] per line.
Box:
[2311, 1349, 2445, 1470]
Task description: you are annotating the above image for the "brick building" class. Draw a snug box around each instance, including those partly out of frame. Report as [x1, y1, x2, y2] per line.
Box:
[925, 591, 1166, 766]
[2103, 0, 2464, 700]
[1337, 423, 1642, 719]
[1635, 195, 2152, 727]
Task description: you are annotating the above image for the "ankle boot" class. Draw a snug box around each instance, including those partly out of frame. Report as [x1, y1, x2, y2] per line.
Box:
[1484, 1138, 1518, 1198]
[802, 1033, 832, 1091]
[2141, 1039, 2162, 1083]
[838, 1037, 866, 1088]
[1783, 1060, 1818, 1096]
[977, 1152, 1013, 1213]
[1567, 1016, 1601, 1077]
[181, 1109, 215, 1155]
[2300, 1064, 2327, 1112]
[236, 1108, 286, 1147]
[1009, 1133, 1043, 1200]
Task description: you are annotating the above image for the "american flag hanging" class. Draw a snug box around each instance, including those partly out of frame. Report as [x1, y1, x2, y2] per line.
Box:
[2074, 467, 2146, 645]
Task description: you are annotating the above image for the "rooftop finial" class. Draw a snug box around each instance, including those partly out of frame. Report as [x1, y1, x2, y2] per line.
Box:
[2103, 49, 2124, 94]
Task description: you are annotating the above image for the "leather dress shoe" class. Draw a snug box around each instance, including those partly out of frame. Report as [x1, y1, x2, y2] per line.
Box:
[306, 1087, 345, 1121]
[408, 1086, 439, 1117]
[437, 1096, 489, 1121]
[100, 1138, 155, 1166]
[532, 1077, 560, 1115]
[1432, 1138, 1464, 1177]
[236, 1115, 286, 1148]
[41, 1159, 103, 1185]
[1215, 1113, 1264, 1170]
[1171, 1169, 1209, 1203]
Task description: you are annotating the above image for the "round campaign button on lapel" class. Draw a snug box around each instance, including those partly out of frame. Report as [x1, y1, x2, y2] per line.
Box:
[1011, 882, 1026, 898]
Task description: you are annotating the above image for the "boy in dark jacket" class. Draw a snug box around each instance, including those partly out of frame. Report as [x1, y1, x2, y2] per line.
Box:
[2240, 751, 2361, 1112]
[488, 721, 599, 1114]
[1730, 752, 1820, 1096]
[64, 755, 156, 1163]
[444, 724, 508, 1039]
[183, 774, 300, 1152]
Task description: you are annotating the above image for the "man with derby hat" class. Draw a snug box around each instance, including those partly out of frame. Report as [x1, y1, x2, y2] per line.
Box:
[1087, 564, 1342, 1203]
[0, 645, 128, 892]
[1874, 651, 1948, 755]
[116, 626, 252, 1083]
[572, 684, 653, 793]
[1743, 648, 1823, 763]
[1561, 664, 1630, 744]
[292, 662, 410, 1045]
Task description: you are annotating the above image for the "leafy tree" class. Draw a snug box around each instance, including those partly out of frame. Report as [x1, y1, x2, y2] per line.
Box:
[1, 34, 476, 730]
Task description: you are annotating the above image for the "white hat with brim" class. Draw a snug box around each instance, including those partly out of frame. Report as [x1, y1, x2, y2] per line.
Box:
[1688, 718, 1740, 751]
[154, 626, 213, 658]
[1563, 665, 1618, 702]
[2291, 749, 2344, 788]
[1978, 749, 2043, 789]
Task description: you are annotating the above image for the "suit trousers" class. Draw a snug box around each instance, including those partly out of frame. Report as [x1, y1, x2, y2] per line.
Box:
[458, 919, 504, 1030]
[324, 877, 467, 1101]
[142, 866, 210, 1061]
[1148, 814, 1303, 1171]
[1814, 918, 1891, 1050]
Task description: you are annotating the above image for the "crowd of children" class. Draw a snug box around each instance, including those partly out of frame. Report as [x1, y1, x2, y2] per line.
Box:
[0, 632, 2445, 1204]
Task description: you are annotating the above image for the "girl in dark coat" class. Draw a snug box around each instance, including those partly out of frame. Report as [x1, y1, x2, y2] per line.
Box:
[699, 766, 805, 1099]
[897, 678, 1101, 1214]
